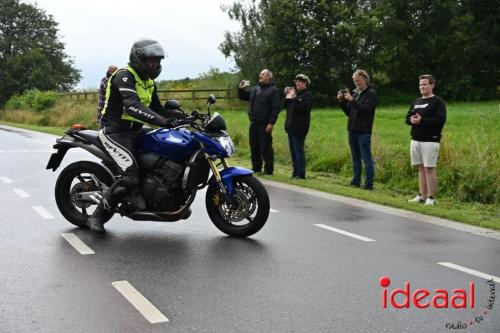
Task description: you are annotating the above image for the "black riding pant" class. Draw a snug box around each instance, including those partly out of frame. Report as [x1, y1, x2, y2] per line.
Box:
[98, 124, 142, 205]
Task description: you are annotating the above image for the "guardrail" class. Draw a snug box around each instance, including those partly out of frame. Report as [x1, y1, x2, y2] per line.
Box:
[61, 88, 235, 103]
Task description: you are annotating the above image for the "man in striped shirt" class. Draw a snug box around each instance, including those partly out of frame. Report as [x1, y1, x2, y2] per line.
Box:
[96, 65, 118, 125]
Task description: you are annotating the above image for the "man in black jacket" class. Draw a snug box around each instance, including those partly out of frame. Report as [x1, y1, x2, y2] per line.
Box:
[284, 74, 313, 179]
[238, 69, 281, 175]
[406, 74, 446, 206]
[337, 69, 378, 190]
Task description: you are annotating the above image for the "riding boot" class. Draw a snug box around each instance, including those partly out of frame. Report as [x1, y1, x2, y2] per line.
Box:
[87, 202, 108, 234]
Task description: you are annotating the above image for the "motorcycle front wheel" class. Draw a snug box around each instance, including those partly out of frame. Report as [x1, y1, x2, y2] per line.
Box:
[55, 161, 114, 228]
[205, 175, 270, 237]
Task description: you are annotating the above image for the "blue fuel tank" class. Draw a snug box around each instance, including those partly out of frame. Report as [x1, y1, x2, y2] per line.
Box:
[139, 128, 199, 161]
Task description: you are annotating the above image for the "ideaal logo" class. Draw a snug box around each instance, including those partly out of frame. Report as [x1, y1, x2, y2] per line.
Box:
[379, 276, 474, 309]
[379, 276, 496, 330]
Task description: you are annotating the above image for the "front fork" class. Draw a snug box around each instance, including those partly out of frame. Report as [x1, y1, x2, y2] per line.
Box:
[206, 156, 234, 204]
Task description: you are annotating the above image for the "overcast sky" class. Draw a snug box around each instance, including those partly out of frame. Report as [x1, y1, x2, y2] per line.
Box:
[28, 0, 241, 89]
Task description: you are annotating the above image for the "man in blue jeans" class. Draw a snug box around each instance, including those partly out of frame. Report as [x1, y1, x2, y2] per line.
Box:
[284, 74, 313, 179]
[337, 69, 378, 190]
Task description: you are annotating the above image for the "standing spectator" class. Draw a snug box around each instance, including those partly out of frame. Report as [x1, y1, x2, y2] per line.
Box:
[406, 74, 447, 206]
[96, 65, 118, 125]
[337, 69, 378, 190]
[284, 74, 313, 179]
[238, 69, 281, 175]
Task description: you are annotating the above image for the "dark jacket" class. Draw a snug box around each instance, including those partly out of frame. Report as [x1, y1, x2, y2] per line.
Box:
[284, 89, 313, 136]
[101, 68, 166, 127]
[339, 86, 377, 133]
[239, 82, 281, 125]
[405, 95, 446, 142]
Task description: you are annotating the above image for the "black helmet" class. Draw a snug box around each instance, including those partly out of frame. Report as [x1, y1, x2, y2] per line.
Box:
[129, 38, 166, 79]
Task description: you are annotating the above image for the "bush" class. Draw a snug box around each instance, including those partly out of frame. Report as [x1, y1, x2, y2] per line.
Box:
[31, 90, 57, 111]
[4, 89, 57, 111]
[4, 94, 26, 109]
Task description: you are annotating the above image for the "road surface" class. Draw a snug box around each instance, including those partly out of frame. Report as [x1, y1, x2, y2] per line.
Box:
[0, 124, 499, 332]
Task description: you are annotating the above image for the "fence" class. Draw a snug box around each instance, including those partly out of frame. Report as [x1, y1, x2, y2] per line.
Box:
[61, 88, 236, 104]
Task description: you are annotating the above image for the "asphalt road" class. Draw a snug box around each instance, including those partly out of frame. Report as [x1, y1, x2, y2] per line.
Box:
[1, 124, 499, 333]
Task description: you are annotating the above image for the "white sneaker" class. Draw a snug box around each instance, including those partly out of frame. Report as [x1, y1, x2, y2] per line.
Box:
[424, 197, 436, 205]
[408, 195, 426, 203]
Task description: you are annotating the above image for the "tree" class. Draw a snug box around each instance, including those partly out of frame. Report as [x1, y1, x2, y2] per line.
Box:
[220, 0, 499, 104]
[219, 0, 268, 80]
[365, 0, 499, 100]
[0, 0, 80, 106]
[220, 0, 367, 105]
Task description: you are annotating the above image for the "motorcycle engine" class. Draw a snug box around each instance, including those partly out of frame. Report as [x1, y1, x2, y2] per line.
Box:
[142, 160, 184, 208]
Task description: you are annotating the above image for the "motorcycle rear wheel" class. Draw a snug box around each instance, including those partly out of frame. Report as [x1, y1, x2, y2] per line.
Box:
[205, 175, 270, 237]
[55, 161, 114, 228]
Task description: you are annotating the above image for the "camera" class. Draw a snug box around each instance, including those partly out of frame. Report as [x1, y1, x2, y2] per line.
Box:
[338, 88, 349, 100]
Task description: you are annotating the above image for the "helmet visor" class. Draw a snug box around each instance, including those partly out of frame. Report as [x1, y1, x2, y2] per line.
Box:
[140, 43, 166, 59]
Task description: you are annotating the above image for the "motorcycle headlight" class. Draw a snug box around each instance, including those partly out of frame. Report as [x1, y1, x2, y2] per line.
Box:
[217, 136, 236, 156]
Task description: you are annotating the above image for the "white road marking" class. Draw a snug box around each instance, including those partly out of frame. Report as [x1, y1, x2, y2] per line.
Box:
[0, 176, 13, 183]
[314, 224, 375, 242]
[263, 180, 500, 241]
[32, 206, 55, 219]
[13, 188, 29, 198]
[270, 208, 279, 213]
[112, 280, 169, 324]
[61, 233, 95, 255]
[438, 262, 500, 283]
[20, 149, 29, 152]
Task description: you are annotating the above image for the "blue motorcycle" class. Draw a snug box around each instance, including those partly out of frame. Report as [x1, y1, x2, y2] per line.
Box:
[46, 95, 270, 237]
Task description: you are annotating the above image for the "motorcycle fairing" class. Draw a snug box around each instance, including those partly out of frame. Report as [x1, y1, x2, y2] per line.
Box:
[192, 132, 228, 157]
[46, 136, 114, 171]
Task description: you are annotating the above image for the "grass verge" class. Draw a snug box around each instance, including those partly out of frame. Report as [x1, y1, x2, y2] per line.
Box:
[227, 156, 499, 231]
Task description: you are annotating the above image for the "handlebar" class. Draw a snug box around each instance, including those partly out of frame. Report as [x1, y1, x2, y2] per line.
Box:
[168, 112, 207, 131]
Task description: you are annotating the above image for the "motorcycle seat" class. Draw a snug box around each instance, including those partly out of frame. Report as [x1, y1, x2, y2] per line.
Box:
[75, 130, 104, 150]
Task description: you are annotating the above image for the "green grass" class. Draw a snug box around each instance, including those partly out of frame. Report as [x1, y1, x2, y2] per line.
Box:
[1, 99, 499, 230]
[219, 102, 500, 205]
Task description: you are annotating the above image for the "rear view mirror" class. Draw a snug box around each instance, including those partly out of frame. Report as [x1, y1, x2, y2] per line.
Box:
[207, 94, 216, 105]
[164, 99, 181, 110]
[164, 100, 185, 118]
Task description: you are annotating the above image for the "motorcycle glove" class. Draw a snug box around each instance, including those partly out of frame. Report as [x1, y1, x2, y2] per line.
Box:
[163, 118, 180, 128]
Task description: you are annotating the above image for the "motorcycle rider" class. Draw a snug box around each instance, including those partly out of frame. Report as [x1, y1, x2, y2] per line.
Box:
[87, 38, 180, 234]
